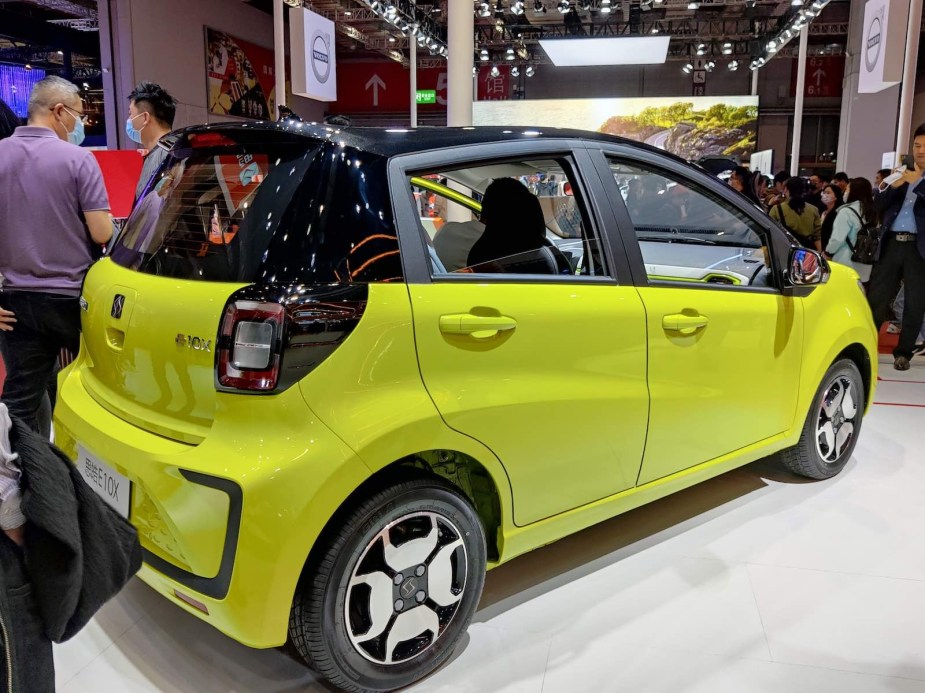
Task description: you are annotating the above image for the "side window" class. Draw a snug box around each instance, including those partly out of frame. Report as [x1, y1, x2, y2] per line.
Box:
[408, 158, 610, 279]
[609, 159, 773, 290]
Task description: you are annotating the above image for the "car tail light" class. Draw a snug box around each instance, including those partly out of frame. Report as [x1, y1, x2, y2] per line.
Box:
[216, 284, 368, 394]
[217, 301, 285, 391]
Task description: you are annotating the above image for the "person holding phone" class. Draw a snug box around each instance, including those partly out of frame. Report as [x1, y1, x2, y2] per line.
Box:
[868, 125, 925, 371]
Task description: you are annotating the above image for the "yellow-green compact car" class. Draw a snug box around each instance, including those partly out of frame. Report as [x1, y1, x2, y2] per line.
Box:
[55, 124, 878, 692]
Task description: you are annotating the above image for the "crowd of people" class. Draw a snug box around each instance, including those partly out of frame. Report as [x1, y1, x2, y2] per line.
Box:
[729, 132, 925, 371]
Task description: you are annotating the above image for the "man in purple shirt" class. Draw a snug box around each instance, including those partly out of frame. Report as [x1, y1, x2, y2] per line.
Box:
[0, 76, 112, 433]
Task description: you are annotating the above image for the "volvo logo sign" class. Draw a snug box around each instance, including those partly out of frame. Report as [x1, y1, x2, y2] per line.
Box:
[864, 9, 883, 74]
[311, 30, 331, 84]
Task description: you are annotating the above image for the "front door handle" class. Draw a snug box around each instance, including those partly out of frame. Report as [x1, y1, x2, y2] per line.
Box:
[662, 313, 709, 334]
[439, 313, 517, 338]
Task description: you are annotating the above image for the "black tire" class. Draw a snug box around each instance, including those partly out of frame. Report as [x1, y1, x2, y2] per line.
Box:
[289, 475, 486, 692]
[778, 358, 865, 480]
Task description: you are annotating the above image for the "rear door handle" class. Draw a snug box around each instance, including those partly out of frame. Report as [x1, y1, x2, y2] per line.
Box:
[662, 313, 709, 334]
[439, 313, 517, 338]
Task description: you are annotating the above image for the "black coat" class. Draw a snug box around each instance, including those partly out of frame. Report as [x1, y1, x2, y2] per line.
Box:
[0, 418, 141, 691]
[876, 178, 925, 259]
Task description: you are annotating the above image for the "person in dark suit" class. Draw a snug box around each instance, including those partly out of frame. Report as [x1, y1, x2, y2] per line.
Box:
[868, 123, 925, 371]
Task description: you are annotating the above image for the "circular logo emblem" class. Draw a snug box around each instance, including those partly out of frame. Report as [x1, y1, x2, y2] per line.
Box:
[311, 31, 331, 84]
[865, 14, 882, 74]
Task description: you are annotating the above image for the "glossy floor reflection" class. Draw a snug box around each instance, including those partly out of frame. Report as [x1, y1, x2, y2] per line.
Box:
[56, 354, 925, 692]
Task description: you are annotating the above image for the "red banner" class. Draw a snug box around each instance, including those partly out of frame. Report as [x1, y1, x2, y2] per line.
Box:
[92, 150, 143, 218]
[790, 56, 845, 99]
[476, 65, 511, 101]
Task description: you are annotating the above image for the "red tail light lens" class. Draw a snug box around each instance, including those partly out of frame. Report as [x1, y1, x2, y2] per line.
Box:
[217, 301, 285, 391]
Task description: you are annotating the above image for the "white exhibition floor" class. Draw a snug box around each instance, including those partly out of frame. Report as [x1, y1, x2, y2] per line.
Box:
[55, 354, 925, 693]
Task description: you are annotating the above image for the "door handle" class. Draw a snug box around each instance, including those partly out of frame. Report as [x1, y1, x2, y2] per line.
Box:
[662, 313, 709, 334]
[439, 313, 517, 338]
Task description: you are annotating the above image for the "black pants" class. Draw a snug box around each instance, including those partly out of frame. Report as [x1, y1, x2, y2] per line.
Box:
[0, 291, 80, 434]
[868, 236, 925, 359]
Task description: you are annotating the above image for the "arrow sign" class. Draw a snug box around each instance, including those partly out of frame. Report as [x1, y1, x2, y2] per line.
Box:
[365, 74, 386, 107]
[812, 67, 826, 87]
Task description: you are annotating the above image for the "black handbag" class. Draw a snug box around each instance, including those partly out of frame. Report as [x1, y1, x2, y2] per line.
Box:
[841, 207, 882, 265]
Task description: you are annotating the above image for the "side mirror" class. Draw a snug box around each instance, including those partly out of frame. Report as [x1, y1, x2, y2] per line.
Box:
[788, 247, 828, 286]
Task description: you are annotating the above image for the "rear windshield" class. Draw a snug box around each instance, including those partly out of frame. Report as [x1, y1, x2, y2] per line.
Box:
[110, 132, 402, 284]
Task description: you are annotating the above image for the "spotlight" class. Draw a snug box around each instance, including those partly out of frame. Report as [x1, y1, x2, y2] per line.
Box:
[478, 2, 492, 17]
[580, 0, 592, 10]
[651, 25, 659, 34]
[480, 47, 489, 60]
[558, 1, 571, 13]
[417, 34, 428, 46]
[512, 65, 521, 76]
[473, 65, 478, 75]
[526, 65, 536, 77]
[601, 2, 612, 13]
[283, 0, 300, 6]
[384, 2, 397, 17]
[534, 0, 546, 13]
[728, 60, 739, 71]
[705, 60, 716, 72]
[506, 47, 515, 60]
[722, 42, 733, 55]
[696, 43, 706, 56]
[490, 64, 501, 77]
[792, 0, 803, 4]
[511, 0, 525, 14]
[388, 36, 396, 43]
[682, 62, 693, 74]
[687, 1, 699, 8]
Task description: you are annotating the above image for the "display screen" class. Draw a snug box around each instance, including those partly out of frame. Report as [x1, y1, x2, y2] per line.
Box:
[0, 65, 47, 118]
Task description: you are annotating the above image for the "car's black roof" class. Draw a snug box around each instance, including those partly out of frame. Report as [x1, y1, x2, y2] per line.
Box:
[170, 119, 683, 163]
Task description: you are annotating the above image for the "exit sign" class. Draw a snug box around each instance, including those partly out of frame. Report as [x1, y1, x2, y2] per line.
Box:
[415, 90, 437, 104]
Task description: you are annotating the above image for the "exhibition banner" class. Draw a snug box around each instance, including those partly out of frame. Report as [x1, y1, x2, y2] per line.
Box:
[858, 0, 904, 94]
[290, 7, 337, 102]
[789, 56, 845, 98]
[206, 28, 277, 120]
[473, 96, 760, 160]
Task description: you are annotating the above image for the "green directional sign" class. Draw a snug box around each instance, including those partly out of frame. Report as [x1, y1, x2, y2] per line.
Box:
[415, 90, 437, 105]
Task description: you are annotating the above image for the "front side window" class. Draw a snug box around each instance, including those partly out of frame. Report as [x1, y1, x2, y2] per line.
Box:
[408, 157, 610, 280]
[609, 159, 772, 289]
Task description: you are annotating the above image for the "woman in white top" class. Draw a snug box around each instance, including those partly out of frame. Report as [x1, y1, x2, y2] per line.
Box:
[826, 176, 875, 283]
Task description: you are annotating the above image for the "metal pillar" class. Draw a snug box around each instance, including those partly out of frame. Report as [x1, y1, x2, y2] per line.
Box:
[447, 0, 473, 127]
[410, 40, 417, 128]
[790, 25, 809, 176]
[274, 0, 287, 117]
[751, 67, 758, 97]
[896, 0, 924, 155]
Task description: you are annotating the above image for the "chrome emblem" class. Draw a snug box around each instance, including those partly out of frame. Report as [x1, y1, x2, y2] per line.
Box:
[111, 294, 125, 319]
[175, 334, 212, 352]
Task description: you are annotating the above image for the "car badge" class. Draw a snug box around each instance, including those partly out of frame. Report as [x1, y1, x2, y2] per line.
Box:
[111, 294, 125, 319]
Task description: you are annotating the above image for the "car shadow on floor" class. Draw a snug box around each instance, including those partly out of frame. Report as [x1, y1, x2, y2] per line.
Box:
[474, 455, 831, 622]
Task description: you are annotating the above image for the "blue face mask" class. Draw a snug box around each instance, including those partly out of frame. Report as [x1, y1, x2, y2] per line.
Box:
[61, 107, 86, 146]
[125, 114, 145, 144]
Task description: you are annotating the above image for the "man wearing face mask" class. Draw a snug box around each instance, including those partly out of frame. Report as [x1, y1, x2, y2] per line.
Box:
[126, 81, 177, 201]
[0, 76, 111, 434]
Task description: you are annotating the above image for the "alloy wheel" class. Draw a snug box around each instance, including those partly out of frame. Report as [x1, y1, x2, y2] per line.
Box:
[344, 511, 468, 665]
[815, 375, 859, 465]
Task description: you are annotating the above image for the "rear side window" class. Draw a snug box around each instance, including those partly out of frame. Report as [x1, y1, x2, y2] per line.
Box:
[111, 133, 401, 284]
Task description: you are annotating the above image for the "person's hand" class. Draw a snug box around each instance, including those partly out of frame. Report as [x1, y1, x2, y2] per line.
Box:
[3, 526, 23, 546]
[894, 167, 920, 188]
[0, 307, 15, 332]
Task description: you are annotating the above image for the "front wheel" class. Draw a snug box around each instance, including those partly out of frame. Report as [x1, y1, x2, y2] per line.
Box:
[778, 358, 865, 480]
[289, 475, 486, 692]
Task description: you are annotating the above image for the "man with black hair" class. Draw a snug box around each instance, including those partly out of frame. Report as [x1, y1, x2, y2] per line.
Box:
[127, 81, 177, 200]
[766, 170, 790, 208]
[868, 123, 925, 371]
[807, 173, 830, 213]
[833, 171, 850, 193]
[875, 168, 892, 192]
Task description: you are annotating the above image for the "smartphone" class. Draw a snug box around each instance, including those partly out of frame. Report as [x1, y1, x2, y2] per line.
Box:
[901, 154, 915, 170]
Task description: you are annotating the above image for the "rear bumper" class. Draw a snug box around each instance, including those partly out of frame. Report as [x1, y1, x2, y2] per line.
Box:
[55, 358, 371, 648]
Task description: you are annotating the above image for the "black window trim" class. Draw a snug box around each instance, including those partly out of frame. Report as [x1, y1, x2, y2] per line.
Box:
[387, 139, 630, 286]
[587, 146, 789, 295]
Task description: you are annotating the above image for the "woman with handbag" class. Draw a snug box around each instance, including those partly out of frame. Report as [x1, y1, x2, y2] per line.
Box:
[770, 177, 822, 251]
[826, 177, 875, 284]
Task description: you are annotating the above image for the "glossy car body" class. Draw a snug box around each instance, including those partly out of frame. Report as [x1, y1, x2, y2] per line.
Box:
[55, 124, 877, 652]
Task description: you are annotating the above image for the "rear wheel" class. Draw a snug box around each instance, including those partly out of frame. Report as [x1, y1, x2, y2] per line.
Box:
[289, 475, 486, 692]
[778, 359, 864, 480]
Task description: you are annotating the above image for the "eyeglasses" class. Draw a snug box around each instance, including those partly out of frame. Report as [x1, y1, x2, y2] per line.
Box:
[57, 105, 89, 124]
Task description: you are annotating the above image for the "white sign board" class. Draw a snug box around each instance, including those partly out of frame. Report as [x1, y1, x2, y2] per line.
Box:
[290, 7, 337, 102]
[749, 149, 774, 177]
[882, 151, 898, 169]
[858, 0, 904, 94]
